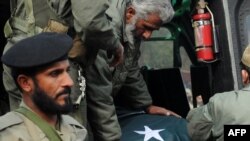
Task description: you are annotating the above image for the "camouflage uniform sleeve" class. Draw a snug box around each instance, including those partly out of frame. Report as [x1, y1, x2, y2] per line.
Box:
[71, 0, 120, 50]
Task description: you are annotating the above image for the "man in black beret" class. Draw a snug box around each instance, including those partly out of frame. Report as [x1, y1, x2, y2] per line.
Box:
[2, 0, 124, 133]
[0, 32, 87, 141]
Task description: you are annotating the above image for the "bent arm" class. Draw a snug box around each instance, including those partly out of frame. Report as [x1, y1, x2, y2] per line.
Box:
[186, 101, 215, 141]
[71, 0, 119, 50]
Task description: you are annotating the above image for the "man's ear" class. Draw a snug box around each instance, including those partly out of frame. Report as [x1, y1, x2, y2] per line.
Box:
[241, 69, 249, 85]
[17, 75, 33, 93]
[126, 6, 136, 23]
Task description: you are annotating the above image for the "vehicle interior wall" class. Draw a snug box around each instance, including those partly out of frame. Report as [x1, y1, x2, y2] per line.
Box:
[203, 0, 234, 94]
[228, 0, 250, 90]
[211, 0, 250, 91]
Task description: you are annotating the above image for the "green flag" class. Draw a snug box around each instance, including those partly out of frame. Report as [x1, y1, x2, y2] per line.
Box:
[119, 114, 191, 141]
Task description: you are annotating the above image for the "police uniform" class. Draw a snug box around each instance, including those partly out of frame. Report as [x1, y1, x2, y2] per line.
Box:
[0, 32, 87, 141]
[86, 0, 152, 140]
[3, 0, 120, 128]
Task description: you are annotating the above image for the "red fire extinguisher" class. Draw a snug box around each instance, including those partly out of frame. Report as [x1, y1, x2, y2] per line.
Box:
[192, 0, 218, 62]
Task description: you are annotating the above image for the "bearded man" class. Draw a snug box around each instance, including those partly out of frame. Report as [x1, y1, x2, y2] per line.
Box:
[85, 0, 181, 141]
[0, 32, 86, 141]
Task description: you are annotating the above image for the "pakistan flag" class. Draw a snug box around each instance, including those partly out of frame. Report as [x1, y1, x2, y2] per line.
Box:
[119, 114, 191, 141]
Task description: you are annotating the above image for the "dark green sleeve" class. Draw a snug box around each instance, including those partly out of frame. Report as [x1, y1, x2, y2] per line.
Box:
[119, 62, 153, 109]
[71, 0, 119, 50]
[86, 51, 121, 141]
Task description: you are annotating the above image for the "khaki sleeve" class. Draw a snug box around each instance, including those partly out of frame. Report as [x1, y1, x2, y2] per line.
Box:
[0, 112, 27, 141]
[186, 99, 215, 141]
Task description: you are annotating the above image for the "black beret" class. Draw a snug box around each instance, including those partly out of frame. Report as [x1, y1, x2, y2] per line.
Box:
[2, 32, 73, 68]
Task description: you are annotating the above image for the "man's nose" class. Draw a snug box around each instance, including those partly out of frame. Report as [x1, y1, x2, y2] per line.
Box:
[63, 73, 74, 87]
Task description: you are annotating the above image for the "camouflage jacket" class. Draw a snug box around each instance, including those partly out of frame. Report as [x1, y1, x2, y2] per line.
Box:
[5, 0, 119, 51]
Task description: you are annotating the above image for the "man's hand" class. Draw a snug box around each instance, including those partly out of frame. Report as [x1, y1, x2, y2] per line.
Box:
[146, 105, 182, 118]
[108, 42, 124, 67]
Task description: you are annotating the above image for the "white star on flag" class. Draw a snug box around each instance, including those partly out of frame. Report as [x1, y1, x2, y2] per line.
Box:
[134, 126, 165, 141]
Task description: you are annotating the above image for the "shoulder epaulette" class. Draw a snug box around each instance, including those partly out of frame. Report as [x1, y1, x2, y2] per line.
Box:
[0, 112, 23, 131]
[62, 115, 84, 129]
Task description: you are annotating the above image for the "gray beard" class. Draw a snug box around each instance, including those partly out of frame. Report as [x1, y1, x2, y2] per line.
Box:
[125, 15, 138, 46]
[125, 23, 135, 45]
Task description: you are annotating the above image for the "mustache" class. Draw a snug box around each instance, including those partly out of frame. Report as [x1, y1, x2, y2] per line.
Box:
[54, 87, 71, 99]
